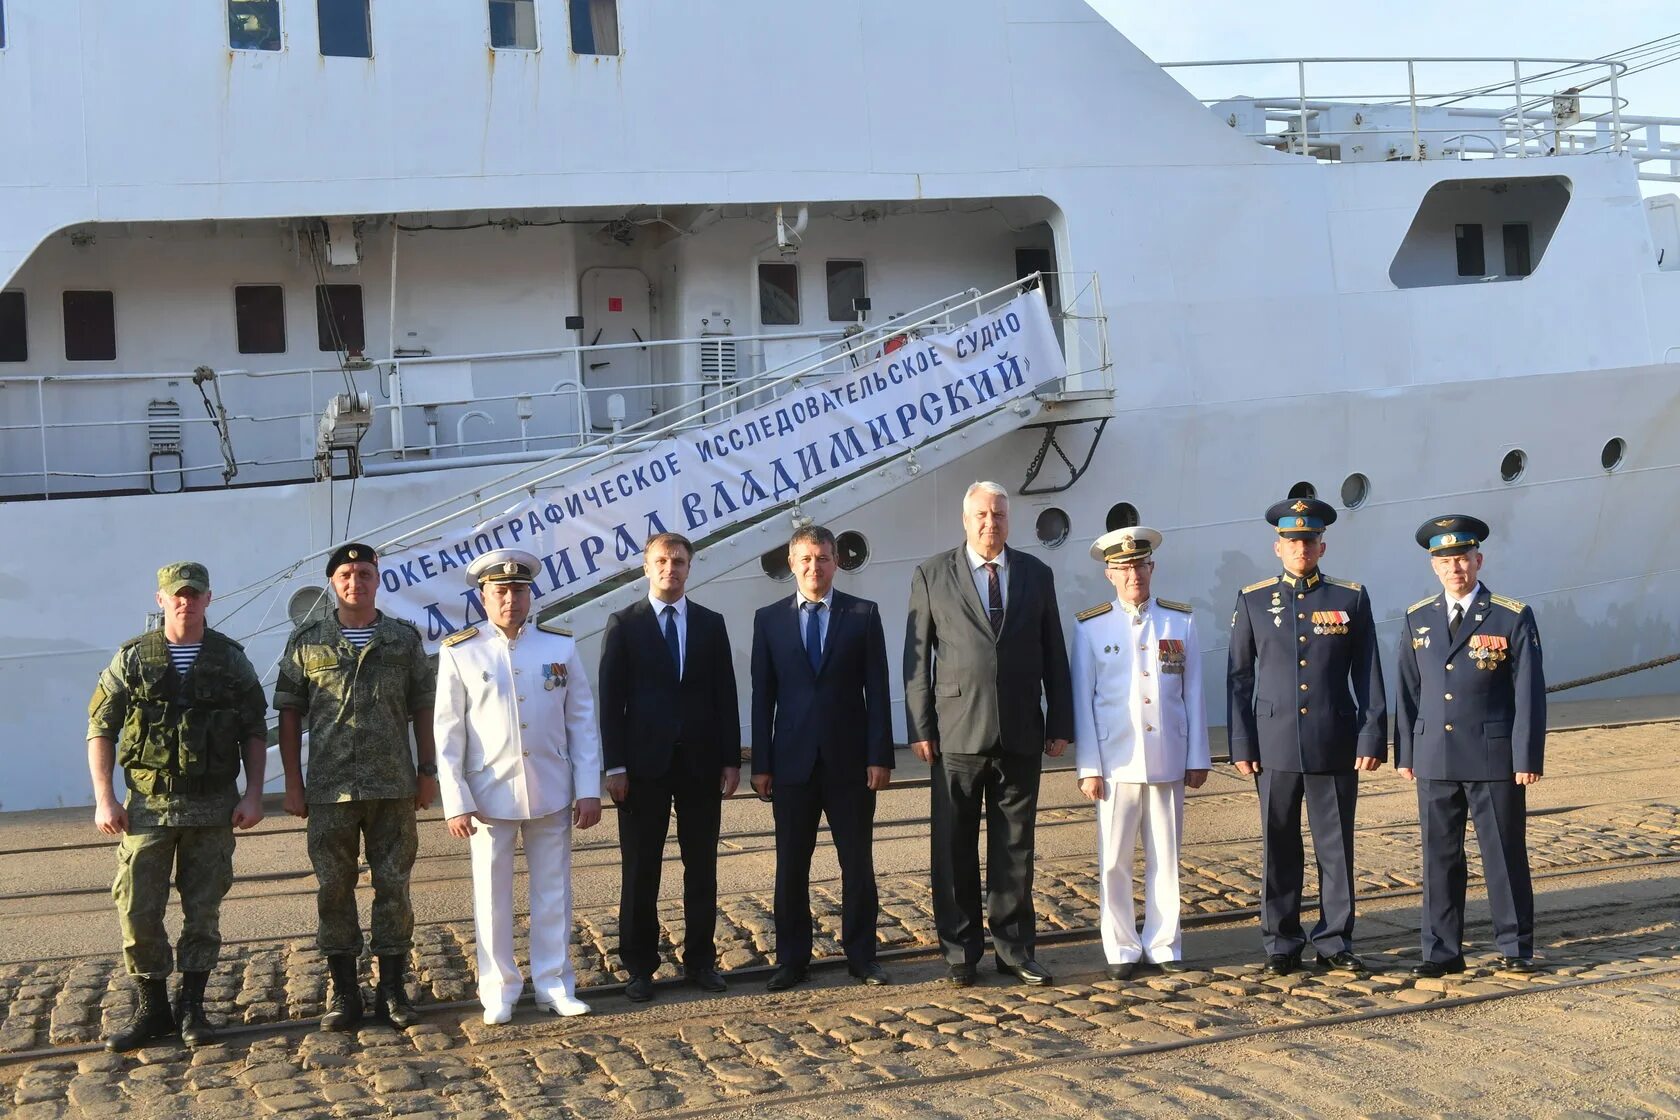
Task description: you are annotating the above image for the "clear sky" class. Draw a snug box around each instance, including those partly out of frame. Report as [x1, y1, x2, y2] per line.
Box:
[1087, 1, 1679, 190]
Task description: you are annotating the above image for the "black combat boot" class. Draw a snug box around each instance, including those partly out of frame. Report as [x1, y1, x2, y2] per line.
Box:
[374, 954, 419, 1029]
[321, 954, 364, 1032]
[107, 976, 177, 1053]
[175, 970, 215, 1048]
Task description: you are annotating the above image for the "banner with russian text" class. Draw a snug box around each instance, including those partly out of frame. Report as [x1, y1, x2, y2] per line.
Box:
[379, 287, 1064, 647]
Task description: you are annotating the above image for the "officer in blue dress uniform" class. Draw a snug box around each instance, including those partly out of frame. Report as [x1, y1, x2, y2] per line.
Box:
[1395, 515, 1544, 977]
[1227, 497, 1387, 975]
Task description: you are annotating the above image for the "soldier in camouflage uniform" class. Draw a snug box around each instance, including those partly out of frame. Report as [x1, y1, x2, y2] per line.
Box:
[276, 543, 437, 1031]
[86, 561, 269, 1053]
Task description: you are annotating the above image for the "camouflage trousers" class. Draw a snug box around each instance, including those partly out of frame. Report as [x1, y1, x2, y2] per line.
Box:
[306, 798, 418, 956]
[111, 825, 236, 977]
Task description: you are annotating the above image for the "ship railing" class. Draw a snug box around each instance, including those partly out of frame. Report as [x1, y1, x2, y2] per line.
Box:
[1159, 55, 1666, 170]
[204, 272, 1110, 633]
[0, 274, 1109, 498]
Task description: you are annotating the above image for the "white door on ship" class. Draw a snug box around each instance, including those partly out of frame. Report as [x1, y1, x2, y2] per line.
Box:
[579, 267, 654, 430]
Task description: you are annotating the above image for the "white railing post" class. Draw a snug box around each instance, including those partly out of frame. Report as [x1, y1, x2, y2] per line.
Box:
[389, 361, 407, 458]
[1408, 61, 1421, 160]
[1297, 60, 1309, 156]
[1611, 64, 1624, 153]
[1512, 60, 1526, 157]
[36, 378, 49, 498]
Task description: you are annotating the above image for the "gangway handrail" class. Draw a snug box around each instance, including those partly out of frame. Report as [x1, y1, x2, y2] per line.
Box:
[210, 273, 1101, 607]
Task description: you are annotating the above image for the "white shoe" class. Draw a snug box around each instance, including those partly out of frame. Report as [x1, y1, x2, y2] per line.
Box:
[481, 1003, 514, 1025]
[537, 992, 591, 1017]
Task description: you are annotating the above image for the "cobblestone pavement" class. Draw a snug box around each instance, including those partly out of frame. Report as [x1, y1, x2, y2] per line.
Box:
[743, 962, 1680, 1120]
[5, 881, 1676, 1119]
[3, 788, 1678, 1055]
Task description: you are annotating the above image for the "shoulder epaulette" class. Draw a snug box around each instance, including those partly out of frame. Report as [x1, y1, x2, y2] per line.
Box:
[389, 615, 422, 636]
[1323, 576, 1363, 592]
[536, 619, 573, 637]
[1241, 577, 1279, 594]
[1407, 596, 1436, 613]
[1155, 598, 1192, 613]
[120, 634, 146, 651]
[1489, 593, 1526, 613]
[1075, 602, 1113, 622]
[440, 626, 478, 647]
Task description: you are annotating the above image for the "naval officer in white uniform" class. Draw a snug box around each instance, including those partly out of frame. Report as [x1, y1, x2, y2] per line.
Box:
[435, 549, 603, 1024]
[1071, 528, 1210, 978]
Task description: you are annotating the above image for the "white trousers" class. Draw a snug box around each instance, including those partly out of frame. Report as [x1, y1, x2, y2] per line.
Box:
[468, 810, 575, 1009]
[1095, 779, 1186, 964]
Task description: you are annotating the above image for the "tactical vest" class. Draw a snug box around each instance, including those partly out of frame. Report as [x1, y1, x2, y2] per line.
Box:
[117, 628, 249, 797]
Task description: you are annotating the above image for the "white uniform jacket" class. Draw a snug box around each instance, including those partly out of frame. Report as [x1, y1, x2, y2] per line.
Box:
[1072, 597, 1211, 783]
[435, 621, 603, 821]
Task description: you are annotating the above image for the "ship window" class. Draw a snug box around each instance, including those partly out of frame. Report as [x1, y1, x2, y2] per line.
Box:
[0, 291, 25, 362]
[1340, 472, 1369, 509]
[1105, 502, 1139, 531]
[318, 0, 371, 58]
[1455, 224, 1485, 277]
[759, 545, 792, 582]
[0, 1, 8, 50]
[1500, 448, 1526, 483]
[1602, 437, 1627, 472]
[489, 0, 538, 50]
[758, 262, 800, 326]
[836, 531, 870, 572]
[315, 284, 366, 353]
[1503, 223, 1532, 277]
[63, 291, 115, 362]
[568, 0, 618, 56]
[1035, 508, 1072, 549]
[229, 0, 283, 51]
[235, 285, 287, 354]
[826, 260, 867, 322]
[1287, 480, 1317, 500]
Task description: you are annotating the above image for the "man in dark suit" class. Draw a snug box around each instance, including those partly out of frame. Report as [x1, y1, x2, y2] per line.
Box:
[904, 481, 1074, 987]
[750, 525, 894, 990]
[1227, 497, 1387, 976]
[598, 532, 741, 1001]
[1396, 515, 1544, 977]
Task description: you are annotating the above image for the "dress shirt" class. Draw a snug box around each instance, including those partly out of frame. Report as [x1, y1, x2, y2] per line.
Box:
[650, 592, 688, 672]
[795, 588, 835, 652]
[1445, 582, 1483, 628]
[966, 545, 1009, 612]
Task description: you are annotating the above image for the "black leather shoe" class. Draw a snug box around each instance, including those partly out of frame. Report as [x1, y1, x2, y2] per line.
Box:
[1155, 959, 1189, 974]
[1263, 952, 1302, 977]
[623, 974, 655, 1002]
[947, 964, 977, 988]
[687, 968, 728, 993]
[175, 971, 216, 1048]
[1497, 956, 1539, 974]
[320, 955, 364, 1033]
[374, 955, 419, 1030]
[1411, 957, 1467, 979]
[1319, 951, 1367, 974]
[765, 966, 808, 992]
[849, 962, 890, 986]
[1104, 963, 1135, 981]
[996, 959, 1053, 986]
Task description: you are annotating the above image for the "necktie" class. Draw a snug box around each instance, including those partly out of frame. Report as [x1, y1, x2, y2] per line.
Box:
[803, 601, 824, 672]
[984, 561, 1003, 635]
[1449, 603, 1464, 642]
[662, 604, 681, 676]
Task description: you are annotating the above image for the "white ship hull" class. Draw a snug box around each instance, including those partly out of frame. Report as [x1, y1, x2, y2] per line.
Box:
[2, 2, 1678, 810]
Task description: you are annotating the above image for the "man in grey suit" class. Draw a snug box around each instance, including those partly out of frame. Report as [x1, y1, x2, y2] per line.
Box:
[905, 481, 1074, 986]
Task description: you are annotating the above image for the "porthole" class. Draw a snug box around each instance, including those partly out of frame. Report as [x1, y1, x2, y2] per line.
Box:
[1601, 437, 1626, 473]
[1105, 502, 1139, 531]
[1340, 472, 1370, 509]
[1035, 507, 1071, 549]
[1500, 449, 1526, 484]
[1288, 480, 1317, 500]
[759, 547, 792, 582]
[836, 531, 870, 572]
[287, 586, 331, 626]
